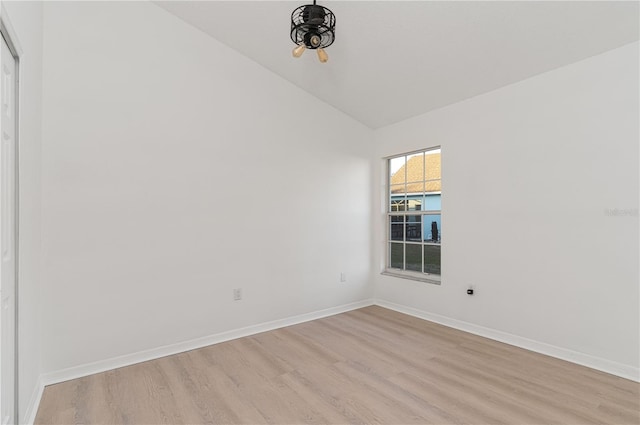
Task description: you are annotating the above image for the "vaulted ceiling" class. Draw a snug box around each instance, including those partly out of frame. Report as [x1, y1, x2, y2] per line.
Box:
[155, 1, 639, 129]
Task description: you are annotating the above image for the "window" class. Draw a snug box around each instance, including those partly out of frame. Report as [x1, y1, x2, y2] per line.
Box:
[385, 147, 441, 283]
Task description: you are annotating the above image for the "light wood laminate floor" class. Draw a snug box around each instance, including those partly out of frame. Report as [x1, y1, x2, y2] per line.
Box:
[36, 306, 639, 424]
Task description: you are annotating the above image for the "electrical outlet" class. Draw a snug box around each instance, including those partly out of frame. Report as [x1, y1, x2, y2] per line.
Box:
[233, 288, 242, 301]
[340, 272, 347, 283]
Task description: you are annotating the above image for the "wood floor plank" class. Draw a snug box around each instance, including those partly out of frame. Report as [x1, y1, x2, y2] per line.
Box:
[290, 320, 406, 379]
[35, 306, 640, 425]
[333, 359, 458, 424]
[275, 369, 365, 424]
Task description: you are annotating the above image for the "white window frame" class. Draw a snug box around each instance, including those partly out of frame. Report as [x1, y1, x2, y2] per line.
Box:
[382, 147, 441, 284]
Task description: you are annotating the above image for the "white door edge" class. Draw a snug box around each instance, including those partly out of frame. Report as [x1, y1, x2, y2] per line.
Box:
[0, 15, 19, 425]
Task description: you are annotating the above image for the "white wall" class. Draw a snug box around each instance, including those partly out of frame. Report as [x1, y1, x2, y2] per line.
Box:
[1, 1, 43, 422]
[373, 42, 639, 378]
[40, 1, 372, 374]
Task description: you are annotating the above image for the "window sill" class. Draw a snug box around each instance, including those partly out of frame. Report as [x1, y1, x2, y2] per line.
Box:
[381, 270, 441, 285]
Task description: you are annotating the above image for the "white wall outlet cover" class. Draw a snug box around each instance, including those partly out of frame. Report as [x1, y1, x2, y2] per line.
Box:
[233, 288, 242, 301]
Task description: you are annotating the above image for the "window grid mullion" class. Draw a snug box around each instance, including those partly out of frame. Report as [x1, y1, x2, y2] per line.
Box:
[388, 211, 441, 217]
[403, 156, 407, 270]
[422, 151, 426, 273]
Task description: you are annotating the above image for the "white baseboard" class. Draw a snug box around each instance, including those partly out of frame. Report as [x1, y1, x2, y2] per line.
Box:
[40, 299, 375, 388]
[23, 375, 44, 425]
[375, 299, 640, 383]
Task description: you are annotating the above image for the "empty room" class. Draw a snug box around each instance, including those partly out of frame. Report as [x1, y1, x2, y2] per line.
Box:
[0, 0, 638, 424]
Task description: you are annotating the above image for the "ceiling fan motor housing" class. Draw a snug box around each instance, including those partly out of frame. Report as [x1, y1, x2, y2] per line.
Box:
[290, 2, 336, 49]
[303, 4, 326, 25]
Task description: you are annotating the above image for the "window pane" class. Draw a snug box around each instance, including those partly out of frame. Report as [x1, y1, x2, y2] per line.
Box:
[423, 193, 441, 211]
[389, 243, 403, 269]
[424, 215, 441, 242]
[390, 184, 407, 196]
[406, 244, 422, 272]
[406, 181, 424, 196]
[406, 217, 422, 241]
[390, 199, 406, 213]
[390, 184, 407, 212]
[407, 198, 422, 211]
[406, 153, 425, 183]
[425, 180, 441, 193]
[389, 217, 404, 241]
[425, 149, 441, 193]
[389, 156, 406, 185]
[423, 245, 441, 275]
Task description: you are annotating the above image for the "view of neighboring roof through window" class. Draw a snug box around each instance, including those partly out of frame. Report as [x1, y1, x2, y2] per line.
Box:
[385, 148, 441, 284]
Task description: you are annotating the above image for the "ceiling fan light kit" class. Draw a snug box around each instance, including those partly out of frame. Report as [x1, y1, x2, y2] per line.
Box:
[290, 0, 336, 63]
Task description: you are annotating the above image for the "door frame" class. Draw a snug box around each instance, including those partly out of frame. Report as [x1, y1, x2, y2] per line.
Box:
[0, 6, 20, 424]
